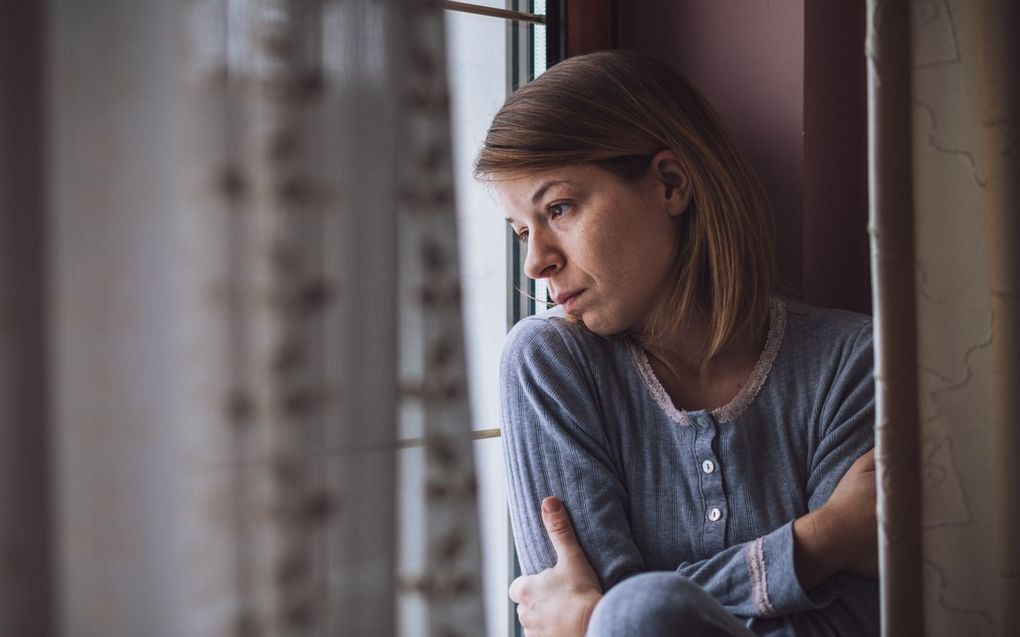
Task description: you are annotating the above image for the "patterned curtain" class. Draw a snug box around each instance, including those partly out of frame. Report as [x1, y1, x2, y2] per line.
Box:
[867, 0, 1019, 635]
[0, 0, 483, 635]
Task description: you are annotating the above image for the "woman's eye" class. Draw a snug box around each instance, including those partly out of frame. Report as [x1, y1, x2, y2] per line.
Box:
[549, 202, 571, 218]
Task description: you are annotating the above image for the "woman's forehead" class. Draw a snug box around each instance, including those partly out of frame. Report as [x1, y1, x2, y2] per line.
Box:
[491, 165, 602, 195]
[492, 167, 598, 219]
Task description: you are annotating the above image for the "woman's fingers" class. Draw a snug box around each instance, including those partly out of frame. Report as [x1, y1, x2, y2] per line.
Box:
[508, 498, 604, 637]
[508, 576, 522, 603]
[541, 496, 583, 564]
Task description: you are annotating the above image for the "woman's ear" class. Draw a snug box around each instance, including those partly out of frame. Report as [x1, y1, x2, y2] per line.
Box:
[650, 149, 692, 218]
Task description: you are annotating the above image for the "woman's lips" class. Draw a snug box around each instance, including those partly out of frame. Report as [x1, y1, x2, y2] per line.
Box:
[558, 290, 584, 313]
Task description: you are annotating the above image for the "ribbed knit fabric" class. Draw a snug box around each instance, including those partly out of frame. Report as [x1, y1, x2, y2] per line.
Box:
[500, 300, 879, 636]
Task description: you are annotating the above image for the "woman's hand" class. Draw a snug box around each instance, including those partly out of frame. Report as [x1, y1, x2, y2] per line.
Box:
[793, 449, 878, 590]
[822, 448, 878, 577]
[508, 497, 603, 637]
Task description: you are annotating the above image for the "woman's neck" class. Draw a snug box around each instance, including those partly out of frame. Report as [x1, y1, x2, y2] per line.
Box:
[641, 319, 767, 413]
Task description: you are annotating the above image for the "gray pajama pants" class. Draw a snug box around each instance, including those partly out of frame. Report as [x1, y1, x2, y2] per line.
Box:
[587, 573, 756, 637]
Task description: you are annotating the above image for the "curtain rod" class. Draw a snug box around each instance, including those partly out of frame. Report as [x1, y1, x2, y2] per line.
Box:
[443, 1, 547, 25]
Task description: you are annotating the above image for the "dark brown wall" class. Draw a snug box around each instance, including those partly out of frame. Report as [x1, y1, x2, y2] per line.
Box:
[565, 0, 618, 54]
[0, 1, 54, 635]
[803, 1, 870, 313]
[621, 0, 870, 313]
[626, 0, 806, 296]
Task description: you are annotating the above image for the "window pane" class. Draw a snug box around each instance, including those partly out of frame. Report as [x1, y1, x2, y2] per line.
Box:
[446, 9, 511, 637]
[447, 11, 509, 436]
[450, 0, 513, 9]
[474, 435, 510, 637]
[532, 0, 547, 75]
[397, 445, 427, 637]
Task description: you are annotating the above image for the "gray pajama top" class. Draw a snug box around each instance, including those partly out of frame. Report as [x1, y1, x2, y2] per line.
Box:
[500, 299, 879, 636]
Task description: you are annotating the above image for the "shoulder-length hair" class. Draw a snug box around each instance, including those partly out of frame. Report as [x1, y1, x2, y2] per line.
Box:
[475, 50, 777, 363]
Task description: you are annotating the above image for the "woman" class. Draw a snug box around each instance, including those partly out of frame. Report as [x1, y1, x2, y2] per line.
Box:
[475, 51, 878, 637]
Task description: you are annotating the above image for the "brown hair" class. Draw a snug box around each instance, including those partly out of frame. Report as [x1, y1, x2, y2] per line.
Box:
[475, 50, 777, 363]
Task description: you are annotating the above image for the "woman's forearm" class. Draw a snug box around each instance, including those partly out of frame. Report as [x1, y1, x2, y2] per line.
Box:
[792, 507, 842, 592]
[794, 449, 879, 591]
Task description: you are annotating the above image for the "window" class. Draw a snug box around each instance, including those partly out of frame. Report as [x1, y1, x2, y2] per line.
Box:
[394, 3, 553, 636]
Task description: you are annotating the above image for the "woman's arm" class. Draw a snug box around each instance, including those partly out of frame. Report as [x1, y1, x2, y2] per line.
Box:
[670, 321, 877, 615]
[502, 317, 877, 619]
[793, 449, 877, 590]
[507, 456, 877, 637]
[508, 497, 603, 637]
[511, 453, 877, 637]
[501, 317, 644, 589]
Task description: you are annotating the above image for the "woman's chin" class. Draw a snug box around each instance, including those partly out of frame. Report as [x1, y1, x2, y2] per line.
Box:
[574, 312, 627, 337]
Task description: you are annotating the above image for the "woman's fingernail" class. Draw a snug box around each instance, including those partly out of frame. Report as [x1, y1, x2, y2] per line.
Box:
[543, 498, 562, 513]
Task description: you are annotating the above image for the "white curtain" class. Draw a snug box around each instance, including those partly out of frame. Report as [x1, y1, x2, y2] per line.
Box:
[0, 0, 484, 635]
[868, 0, 1019, 635]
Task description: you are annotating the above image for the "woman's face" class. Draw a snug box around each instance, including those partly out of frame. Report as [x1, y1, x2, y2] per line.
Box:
[493, 152, 691, 336]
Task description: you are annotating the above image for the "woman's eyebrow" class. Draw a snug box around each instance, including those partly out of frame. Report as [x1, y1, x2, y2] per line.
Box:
[531, 180, 570, 204]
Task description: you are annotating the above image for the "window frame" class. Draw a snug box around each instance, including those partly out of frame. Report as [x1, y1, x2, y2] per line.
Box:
[440, 2, 618, 634]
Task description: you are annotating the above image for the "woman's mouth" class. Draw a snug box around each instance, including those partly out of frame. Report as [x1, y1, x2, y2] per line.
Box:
[556, 290, 585, 313]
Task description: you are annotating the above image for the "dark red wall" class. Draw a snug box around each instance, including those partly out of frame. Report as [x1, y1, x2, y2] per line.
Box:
[620, 0, 870, 314]
[802, 1, 870, 313]
[0, 1, 54, 635]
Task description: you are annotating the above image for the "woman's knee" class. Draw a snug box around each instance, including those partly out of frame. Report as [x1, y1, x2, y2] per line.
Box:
[587, 573, 745, 637]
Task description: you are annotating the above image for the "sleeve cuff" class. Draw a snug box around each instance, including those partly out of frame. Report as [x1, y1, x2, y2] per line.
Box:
[748, 521, 838, 616]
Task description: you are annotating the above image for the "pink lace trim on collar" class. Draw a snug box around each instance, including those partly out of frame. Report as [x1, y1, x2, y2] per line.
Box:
[627, 298, 787, 424]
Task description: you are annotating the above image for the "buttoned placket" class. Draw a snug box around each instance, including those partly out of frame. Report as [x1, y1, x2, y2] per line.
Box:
[691, 411, 727, 555]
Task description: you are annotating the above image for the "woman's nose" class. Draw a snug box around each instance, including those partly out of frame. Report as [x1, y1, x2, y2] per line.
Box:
[523, 229, 563, 280]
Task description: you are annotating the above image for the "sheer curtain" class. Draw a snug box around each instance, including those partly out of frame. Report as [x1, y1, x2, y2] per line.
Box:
[0, 0, 484, 635]
[868, 0, 1019, 635]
